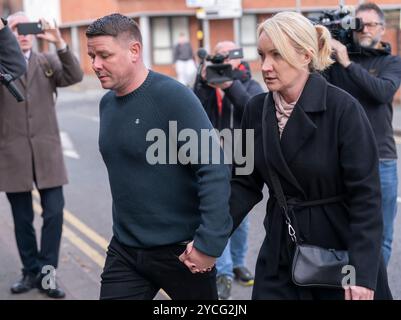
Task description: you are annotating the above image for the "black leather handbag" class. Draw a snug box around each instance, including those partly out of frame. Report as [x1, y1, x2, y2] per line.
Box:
[268, 166, 349, 288]
[292, 243, 349, 288]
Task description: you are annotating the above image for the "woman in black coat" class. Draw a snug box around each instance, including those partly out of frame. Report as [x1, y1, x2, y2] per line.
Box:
[230, 12, 392, 300]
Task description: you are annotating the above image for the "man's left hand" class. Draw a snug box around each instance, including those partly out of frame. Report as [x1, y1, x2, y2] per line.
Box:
[36, 18, 66, 50]
[331, 39, 351, 68]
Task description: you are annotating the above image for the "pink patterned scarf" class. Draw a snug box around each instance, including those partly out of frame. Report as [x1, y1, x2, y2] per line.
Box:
[272, 91, 299, 138]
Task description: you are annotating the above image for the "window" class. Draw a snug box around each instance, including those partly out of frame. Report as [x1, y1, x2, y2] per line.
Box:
[151, 16, 190, 65]
[240, 15, 258, 61]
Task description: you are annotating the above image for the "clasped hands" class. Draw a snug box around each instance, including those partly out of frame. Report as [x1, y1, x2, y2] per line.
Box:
[178, 241, 216, 274]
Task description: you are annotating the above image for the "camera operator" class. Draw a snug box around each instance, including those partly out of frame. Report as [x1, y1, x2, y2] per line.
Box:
[0, 12, 83, 298]
[0, 17, 26, 80]
[194, 41, 263, 131]
[325, 2, 401, 267]
[193, 41, 263, 300]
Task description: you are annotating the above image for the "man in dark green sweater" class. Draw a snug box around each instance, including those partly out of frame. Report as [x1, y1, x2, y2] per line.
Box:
[86, 13, 232, 300]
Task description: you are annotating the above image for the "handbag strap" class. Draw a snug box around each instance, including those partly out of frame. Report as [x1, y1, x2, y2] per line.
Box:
[267, 165, 298, 243]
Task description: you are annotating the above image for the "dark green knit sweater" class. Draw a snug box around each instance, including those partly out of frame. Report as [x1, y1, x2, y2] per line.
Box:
[99, 70, 232, 257]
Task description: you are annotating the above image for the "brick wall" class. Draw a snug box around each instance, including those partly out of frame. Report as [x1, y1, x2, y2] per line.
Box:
[57, 0, 401, 105]
[79, 26, 93, 74]
[209, 19, 234, 52]
[60, 0, 119, 23]
[118, 0, 193, 14]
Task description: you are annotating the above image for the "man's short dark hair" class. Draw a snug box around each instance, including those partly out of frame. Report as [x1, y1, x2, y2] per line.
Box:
[86, 13, 142, 44]
[356, 2, 385, 24]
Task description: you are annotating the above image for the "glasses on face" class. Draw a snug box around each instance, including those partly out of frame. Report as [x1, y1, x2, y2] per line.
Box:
[361, 22, 383, 30]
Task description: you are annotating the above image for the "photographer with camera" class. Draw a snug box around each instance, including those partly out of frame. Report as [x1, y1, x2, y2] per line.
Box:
[324, 3, 401, 267]
[194, 41, 263, 300]
[0, 12, 83, 298]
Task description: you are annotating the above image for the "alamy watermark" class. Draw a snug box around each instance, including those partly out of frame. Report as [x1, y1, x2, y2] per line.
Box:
[41, 265, 56, 290]
[342, 264, 356, 287]
[145, 121, 255, 175]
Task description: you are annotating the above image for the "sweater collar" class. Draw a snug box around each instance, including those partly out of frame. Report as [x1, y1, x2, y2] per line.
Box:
[115, 70, 154, 102]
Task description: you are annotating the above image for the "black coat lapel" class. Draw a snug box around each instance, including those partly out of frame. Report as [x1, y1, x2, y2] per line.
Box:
[280, 73, 328, 165]
[262, 93, 305, 196]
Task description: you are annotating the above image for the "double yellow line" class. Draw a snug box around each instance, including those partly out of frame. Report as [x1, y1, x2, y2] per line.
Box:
[32, 190, 170, 299]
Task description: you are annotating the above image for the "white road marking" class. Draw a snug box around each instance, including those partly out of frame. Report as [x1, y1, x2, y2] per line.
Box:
[60, 131, 80, 159]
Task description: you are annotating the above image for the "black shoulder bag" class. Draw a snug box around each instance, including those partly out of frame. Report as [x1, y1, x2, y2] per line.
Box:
[268, 167, 349, 288]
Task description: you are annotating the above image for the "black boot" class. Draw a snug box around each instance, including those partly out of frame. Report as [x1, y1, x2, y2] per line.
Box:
[10, 273, 37, 294]
[36, 273, 66, 299]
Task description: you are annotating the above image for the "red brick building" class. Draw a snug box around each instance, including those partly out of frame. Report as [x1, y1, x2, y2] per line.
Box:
[1, 0, 401, 78]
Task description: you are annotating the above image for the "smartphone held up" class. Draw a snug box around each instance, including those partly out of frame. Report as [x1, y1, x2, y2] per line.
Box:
[17, 22, 44, 35]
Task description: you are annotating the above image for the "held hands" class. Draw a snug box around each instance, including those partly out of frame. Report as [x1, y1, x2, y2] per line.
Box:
[36, 18, 66, 50]
[330, 39, 351, 68]
[344, 286, 374, 300]
[178, 240, 216, 274]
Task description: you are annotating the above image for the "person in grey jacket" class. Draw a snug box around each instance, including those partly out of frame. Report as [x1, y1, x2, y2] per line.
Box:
[173, 32, 196, 87]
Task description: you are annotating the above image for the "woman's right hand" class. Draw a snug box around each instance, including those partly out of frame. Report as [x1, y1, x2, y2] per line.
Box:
[344, 286, 374, 300]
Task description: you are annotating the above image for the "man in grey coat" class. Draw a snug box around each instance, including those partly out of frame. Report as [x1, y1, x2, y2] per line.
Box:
[0, 12, 83, 298]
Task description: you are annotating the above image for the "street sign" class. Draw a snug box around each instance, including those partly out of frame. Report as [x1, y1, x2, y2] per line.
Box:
[186, 0, 214, 8]
[195, 0, 242, 20]
[23, 0, 61, 24]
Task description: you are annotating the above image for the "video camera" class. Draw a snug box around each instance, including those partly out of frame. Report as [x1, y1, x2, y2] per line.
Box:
[197, 47, 244, 84]
[314, 6, 364, 50]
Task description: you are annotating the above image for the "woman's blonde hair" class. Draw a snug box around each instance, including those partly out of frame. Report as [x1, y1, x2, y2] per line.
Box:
[257, 11, 333, 71]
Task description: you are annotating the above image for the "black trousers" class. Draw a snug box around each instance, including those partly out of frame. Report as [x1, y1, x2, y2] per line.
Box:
[6, 186, 64, 275]
[100, 236, 218, 300]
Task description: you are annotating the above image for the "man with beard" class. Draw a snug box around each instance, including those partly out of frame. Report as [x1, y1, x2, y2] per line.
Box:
[325, 2, 401, 267]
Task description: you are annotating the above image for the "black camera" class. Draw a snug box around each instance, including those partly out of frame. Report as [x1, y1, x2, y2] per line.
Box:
[314, 6, 364, 50]
[197, 48, 244, 84]
[17, 22, 45, 35]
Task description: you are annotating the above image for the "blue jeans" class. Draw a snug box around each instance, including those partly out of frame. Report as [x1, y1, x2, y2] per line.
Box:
[216, 216, 249, 279]
[379, 160, 398, 266]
